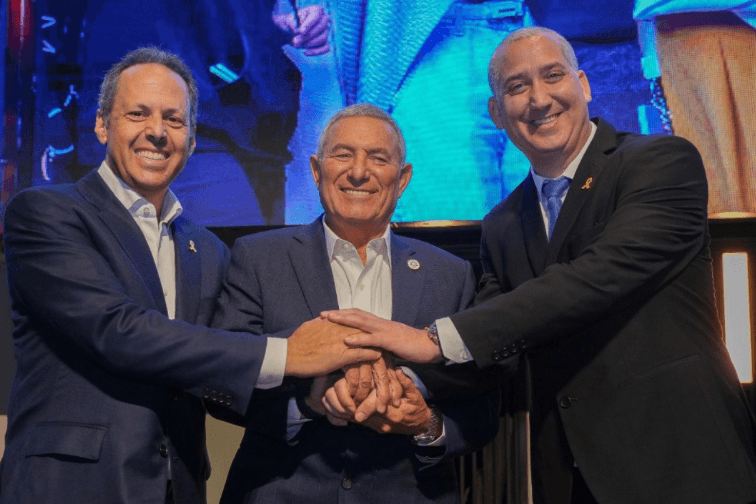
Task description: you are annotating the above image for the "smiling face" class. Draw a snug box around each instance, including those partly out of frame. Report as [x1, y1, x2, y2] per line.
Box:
[94, 63, 195, 211]
[311, 115, 412, 241]
[488, 34, 592, 177]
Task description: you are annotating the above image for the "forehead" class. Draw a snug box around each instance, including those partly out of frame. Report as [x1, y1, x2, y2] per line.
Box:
[497, 35, 567, 76]
[326, 116, 399, 150]
[115, 63, 190, 109]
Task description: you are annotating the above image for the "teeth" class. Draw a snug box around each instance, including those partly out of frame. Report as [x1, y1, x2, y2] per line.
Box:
[532, 115, 558, 126]
[342, 189, 373, 195]
[136, 150, 167, 160]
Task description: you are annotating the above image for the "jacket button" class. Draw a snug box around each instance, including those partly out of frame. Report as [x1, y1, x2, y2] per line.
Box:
[341, 477, 352, 490]
[159, 444, 169, 457]
[491, 351, 502, 362]
[559, 396, 573, 409]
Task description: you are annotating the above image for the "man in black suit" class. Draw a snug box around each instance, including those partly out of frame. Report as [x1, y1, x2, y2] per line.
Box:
[326, 27, 756, 504]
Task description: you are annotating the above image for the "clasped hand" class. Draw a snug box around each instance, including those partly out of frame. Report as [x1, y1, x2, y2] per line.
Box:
[309, 355, 433, 436]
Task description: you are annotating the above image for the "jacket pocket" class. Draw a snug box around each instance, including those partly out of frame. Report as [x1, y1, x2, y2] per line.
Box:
[25, 422, 107, 461]
[617, 354, 701, 389]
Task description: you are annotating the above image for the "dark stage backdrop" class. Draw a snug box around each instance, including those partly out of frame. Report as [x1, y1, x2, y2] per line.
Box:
[1, 0, 663, 227]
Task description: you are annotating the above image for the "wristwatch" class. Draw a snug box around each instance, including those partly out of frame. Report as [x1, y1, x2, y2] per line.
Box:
[412, 407, 442, 445]
[426, 322, 440, 347]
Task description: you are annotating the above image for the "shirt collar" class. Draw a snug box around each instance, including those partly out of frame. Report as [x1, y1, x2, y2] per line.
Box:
[531, 120, 597, 194]
[97, 161, 183, 225]
[322, 215, 392, 265]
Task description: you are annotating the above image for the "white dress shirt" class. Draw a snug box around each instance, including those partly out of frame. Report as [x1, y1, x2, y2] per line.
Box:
[97, 162, 286, 388]
[287, 218, 444, 448]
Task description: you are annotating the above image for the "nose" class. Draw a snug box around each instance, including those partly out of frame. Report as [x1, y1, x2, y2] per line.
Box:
[145, 115, 168, 147]
[529, 79, 552, 110]
[347, 152, 369, 184]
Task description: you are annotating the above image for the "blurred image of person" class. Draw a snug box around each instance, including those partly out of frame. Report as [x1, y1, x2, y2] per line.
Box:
[634, 0, 756, 215]
[327, 27, 756, 504]
[288, 0, 534, 222]
[213, 103, 499, 504]
[0, 47, 378, 504]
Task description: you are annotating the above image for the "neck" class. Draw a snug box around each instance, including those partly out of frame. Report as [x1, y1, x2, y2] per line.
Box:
[531, 120, 593, 179]
[325, 217, 387, 265]
[144, 191, 166, 220]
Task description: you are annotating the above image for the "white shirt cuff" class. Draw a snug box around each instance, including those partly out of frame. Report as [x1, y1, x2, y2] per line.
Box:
[255, 337, 287, 389]
[435, 317, 473, 364]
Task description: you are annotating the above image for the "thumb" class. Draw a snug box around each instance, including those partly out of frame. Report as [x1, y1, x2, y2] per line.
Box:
[341, 348, 381, 367]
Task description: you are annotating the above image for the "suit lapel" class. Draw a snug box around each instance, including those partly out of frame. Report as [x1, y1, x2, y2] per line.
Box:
[390, 233, 424, 326]
[173, 218, 201, 322]
[289, 219, 340, 317]
[76, 171, 167, 314]
[545, 120, 617, 266]
[520, 174, 549, 277]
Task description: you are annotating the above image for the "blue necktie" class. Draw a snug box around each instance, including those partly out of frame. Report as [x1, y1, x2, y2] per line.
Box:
[542, 177, 571, 240]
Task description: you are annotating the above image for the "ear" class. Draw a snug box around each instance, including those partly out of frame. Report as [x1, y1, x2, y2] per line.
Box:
[309, 155, 322, 189]
[188, 136, 196, 157]
[488, 96, 505, 129]
[94, 110, 108, 145]
[396, 163, 413, 199]
[577, 70, 592, 103]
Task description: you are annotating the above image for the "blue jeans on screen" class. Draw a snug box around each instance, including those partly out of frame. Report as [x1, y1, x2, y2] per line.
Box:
[391, 1, 533, 222]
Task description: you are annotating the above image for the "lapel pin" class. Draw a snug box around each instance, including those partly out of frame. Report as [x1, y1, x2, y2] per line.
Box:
[189, 240, 197, 253]
[581, 177, 593, 190]
[407, 259, 420, 270]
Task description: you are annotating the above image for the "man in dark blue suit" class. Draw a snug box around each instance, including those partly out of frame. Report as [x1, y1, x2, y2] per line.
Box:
[213, 104, 500, 504]
[327, 27, 756, 504]
[0, 48, 379, 504]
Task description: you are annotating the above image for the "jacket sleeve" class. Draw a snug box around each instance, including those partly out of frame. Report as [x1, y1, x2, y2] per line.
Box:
[451, 135, 709, 367]
[4, 188, 267, 418]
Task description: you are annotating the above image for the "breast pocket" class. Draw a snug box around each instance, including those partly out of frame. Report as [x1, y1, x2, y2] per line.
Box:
[25, 422, 107, 461]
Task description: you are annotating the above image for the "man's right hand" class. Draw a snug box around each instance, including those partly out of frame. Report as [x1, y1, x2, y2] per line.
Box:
[322, 309, 443, 363]
[285, 318, 381, 377]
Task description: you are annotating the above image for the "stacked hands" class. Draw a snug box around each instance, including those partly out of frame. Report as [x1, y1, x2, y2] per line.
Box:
[284, 309, 446, 437]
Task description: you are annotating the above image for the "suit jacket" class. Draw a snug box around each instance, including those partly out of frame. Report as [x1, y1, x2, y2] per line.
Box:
[0, 170, 267, 504]
[212, 219, 500, 504]
[451, 119, 756, 504]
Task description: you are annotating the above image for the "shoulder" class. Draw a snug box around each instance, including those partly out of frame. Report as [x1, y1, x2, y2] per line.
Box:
[5, 184, 85, 228]
[609, 131, 706, 184]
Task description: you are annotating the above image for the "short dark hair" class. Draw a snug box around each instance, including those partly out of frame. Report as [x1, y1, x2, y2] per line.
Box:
[97, 46, 198, 136]
[316, 103, 406, 166]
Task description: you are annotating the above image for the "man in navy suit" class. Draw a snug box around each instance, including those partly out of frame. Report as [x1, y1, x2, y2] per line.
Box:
[212, 103, 500, 504]
[0, 48, 379, 504]
[327, 27, 756, 504]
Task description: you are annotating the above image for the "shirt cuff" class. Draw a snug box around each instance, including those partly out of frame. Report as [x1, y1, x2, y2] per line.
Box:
[255, 337, 287, 389]
[285, 397, 311, 442]
[435, 317, 473, 364]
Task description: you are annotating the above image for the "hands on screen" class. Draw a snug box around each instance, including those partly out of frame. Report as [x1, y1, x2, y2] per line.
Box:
[273, 5, 331, 56]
